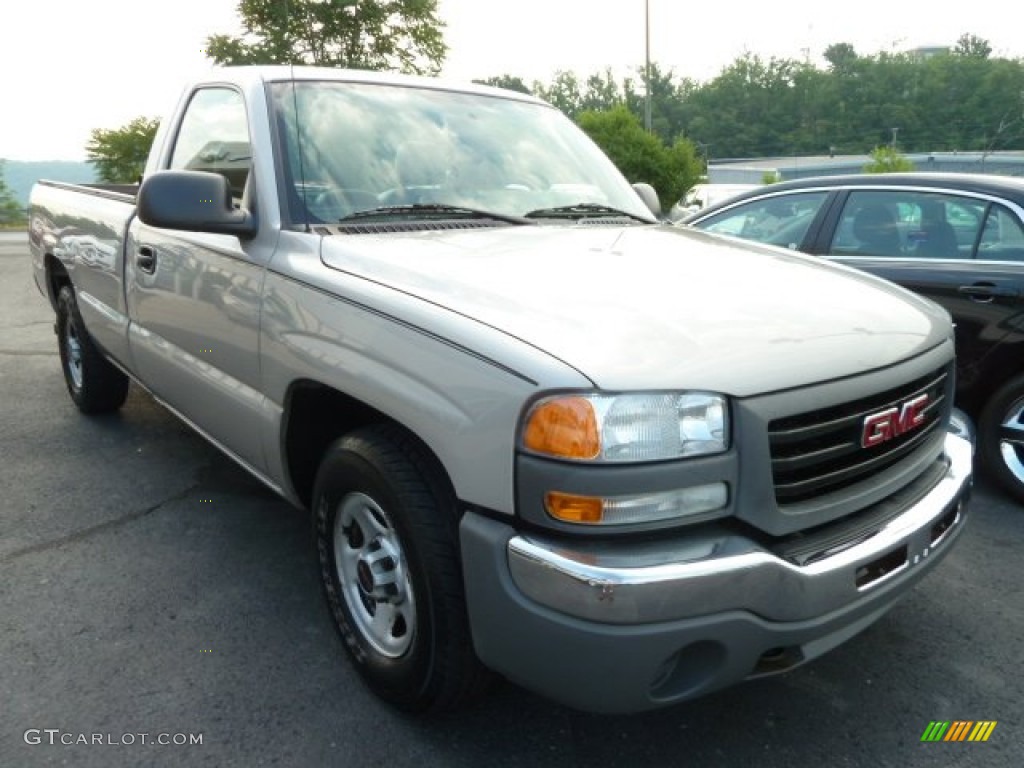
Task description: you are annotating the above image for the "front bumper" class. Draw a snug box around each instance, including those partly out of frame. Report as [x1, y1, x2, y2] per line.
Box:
[460, 431, 972, 713]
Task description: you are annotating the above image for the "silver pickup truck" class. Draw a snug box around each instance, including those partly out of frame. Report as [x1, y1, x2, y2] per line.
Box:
[29, 66, 973, 714]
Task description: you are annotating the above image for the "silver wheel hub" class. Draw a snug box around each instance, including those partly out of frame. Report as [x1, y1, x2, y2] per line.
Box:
[65, 321, 83, 390]
[998, 397, 1024, 485]
[333, 492, 415, 658]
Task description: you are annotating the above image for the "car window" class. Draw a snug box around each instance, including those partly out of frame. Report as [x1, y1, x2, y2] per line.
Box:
[169, 88, 251, 199]
[978, 205, 1024, 261]
[829, 190, 984, 260]
[695, 191, 828, 248]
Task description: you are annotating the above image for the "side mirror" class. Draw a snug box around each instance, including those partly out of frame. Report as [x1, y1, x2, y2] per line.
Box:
[137, 170, 257, 238]
[632, 182, 661, 218]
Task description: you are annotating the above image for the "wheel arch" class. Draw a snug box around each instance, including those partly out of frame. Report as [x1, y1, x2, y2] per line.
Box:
[281, 379, 456, 510]
[45, 254, 70, 312]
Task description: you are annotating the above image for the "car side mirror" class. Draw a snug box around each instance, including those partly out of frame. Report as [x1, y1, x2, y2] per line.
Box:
[632, 182, 661, 218]
[137, 170, 257, 238]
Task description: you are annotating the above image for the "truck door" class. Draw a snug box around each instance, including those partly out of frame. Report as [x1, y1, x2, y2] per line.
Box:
[126, 86, 273, 472]
[824, 188, 1024, 399]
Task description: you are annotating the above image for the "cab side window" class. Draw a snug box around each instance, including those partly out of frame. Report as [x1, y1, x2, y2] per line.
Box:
[830, 191, 909, 257]
[830, 190, 983, 259]
[169, 88, 251, 199]
[979, 205, 1024, 261]
[697, 192, 828, 249]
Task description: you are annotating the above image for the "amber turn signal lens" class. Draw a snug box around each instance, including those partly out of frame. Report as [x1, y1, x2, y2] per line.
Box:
[545, 492, 604, 524]
[523, 397, 600, 460]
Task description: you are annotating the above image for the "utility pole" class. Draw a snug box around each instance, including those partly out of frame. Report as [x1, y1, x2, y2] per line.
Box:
[644, 0, 652, 133]
[891, 126, 900, 149]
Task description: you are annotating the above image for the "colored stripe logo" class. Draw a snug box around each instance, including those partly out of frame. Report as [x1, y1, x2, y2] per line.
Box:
[921, 721, 997, 742]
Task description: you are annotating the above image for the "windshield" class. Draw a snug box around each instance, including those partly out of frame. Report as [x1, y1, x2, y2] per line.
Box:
[270, 80, 654, 225]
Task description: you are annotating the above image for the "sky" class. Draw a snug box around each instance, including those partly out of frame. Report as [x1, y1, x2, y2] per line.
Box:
[2, 0, 1022, 161]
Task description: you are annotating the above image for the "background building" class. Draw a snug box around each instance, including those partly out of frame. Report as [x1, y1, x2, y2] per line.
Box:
[709, 151, 1024, 184]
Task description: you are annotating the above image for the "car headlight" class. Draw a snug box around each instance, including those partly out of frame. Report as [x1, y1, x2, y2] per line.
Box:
[521, 392, 729, 463]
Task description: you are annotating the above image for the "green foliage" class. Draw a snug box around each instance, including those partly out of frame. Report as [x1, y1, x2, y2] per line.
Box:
[954, 33, 992, 58]
[532, 63, 698, 153]
[685, 53, 825, 157]
[823, 43, 858, 73]
[864, 146, 915, 173]
[86, 117, 160, 183]
[532, 71, 588, 118]
[761, 171, 780, 184]
[519, 34, 1024, 160]
[0, 160, 26, 226]
[205, 0, 447, 75]
[576, 106, 701, 211]
[473, 75, 532, 94]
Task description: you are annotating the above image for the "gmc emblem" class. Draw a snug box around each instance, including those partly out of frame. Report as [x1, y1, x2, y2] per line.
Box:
[861, 393, 930, 448]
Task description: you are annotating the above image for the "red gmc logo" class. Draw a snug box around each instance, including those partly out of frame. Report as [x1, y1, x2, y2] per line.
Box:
[861, 394, 930, 448]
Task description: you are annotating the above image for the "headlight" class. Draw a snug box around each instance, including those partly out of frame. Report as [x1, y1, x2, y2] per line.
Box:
[522, 392, 729, 462]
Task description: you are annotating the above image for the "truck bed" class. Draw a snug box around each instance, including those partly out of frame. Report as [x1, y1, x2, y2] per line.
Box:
[35, 179, 138, 203]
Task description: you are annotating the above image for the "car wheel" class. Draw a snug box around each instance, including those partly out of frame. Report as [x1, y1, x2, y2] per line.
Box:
[56, 285, 130, 413]
[979, 374, 1024, 504]
[313, 424, 492, 712]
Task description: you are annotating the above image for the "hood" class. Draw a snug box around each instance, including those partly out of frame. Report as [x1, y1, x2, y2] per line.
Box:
[320, 224, 950, 396]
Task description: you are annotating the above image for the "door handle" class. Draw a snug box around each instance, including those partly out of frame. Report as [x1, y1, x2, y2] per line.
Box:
[136, 245, 157, 274]
[957, 283, 1017, 301]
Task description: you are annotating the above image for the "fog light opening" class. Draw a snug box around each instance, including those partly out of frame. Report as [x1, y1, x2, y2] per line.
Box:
[649, 640, 726, 701]
[752, 645, 804, 676]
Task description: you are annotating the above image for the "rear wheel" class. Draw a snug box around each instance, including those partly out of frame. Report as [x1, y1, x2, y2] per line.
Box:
[979, 374, 1024, 504]
[312, 424, 491, 712]
[56, 285, 129, 413]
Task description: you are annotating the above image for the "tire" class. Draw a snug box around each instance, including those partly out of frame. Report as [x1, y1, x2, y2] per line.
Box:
[313, 424, 491, 712]
[56, 285, 130, 414]
[979, 374, 1024, 504]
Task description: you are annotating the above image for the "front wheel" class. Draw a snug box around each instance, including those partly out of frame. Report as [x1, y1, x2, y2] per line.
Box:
[313, 425, 491, 712]
[56, 285, 129, 413]
[979, 374, 1024, 504]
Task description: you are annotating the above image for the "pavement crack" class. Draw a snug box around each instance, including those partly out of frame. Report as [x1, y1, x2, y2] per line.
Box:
[6, 320, 52, 329]
[0, 349, 57, 357]
[0, 483, 201, 565]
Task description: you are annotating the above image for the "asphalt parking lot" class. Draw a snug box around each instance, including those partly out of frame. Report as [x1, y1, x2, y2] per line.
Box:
[2, 230, 1021, 767]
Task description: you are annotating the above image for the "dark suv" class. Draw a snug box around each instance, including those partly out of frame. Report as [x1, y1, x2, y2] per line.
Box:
[682, 172, 1024, 503]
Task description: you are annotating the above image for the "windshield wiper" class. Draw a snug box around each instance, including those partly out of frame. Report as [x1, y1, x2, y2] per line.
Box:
[524, 203, 654, 223]
[338, 204, 533, 226]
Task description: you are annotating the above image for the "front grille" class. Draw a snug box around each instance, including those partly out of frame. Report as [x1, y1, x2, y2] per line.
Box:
[770, 457, 949, 565]
[768, 365, 949, 505]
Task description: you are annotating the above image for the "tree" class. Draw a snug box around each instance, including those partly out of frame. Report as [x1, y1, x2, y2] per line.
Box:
[86, 117, 160, 183]
[954, 34, 992, 59]
[473, 75, 532, 94]
[576, 106, 701, 211]
[622, 63, 692, 145]
[863, 146, 914, 173]
[533, 71, 585, 118]
[520, 35, 1024, 162]
[205, 0, 447, 75]
[823, 43, 858, 73]
[0, 160, 25, 226]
